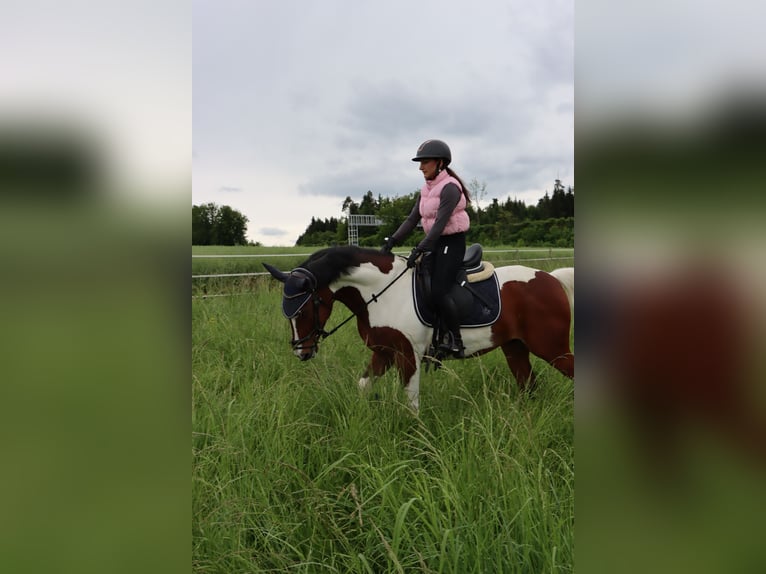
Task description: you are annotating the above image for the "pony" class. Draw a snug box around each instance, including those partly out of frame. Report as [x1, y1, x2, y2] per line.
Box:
[264, 245, 574, 411]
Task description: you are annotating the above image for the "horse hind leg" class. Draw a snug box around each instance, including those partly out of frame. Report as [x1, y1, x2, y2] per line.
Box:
[501, 339, 537, 392]
[520, 304, 574, 380]
[526, 325, 574, 380]
[551, 351, 574, 379]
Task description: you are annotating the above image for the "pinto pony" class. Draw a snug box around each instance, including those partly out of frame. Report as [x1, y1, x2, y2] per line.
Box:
[264, 246, 573, 411]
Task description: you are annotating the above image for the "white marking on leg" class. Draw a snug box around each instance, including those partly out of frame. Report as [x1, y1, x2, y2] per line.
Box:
[404, 372, 420, 413]
[358, 376, 372, 391]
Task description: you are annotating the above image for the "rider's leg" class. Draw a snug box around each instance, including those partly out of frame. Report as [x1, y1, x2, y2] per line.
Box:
[438, 293, 464, 358]
[430, 233, 466, 359]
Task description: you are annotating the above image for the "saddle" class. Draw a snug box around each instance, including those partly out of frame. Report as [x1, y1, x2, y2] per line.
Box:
[461, 243, 496, 282]
[412, 243, 501, 329]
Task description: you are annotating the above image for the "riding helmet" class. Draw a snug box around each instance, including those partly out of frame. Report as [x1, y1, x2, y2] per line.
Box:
[411, 139, 451, 166]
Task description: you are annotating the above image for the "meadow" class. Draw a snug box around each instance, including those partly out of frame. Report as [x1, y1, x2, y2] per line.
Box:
[192, 247, 574, 573]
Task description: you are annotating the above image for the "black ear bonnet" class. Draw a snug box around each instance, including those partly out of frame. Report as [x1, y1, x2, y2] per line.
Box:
[281, 267, 317, 318]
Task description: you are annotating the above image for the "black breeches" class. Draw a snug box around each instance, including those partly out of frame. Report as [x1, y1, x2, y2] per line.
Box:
[427, 233, 465, 329]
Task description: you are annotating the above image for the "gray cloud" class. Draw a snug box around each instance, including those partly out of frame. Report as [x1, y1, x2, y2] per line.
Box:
[341, 82, 500, 142]
[299, 166, 417, 202]
[193, 0, 574, 245]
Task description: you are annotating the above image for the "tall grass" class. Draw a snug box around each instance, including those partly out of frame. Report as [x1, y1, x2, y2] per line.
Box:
[192, 276, 573, 573]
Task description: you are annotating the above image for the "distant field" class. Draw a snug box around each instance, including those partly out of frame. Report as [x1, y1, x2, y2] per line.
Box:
[192, 245, 574, 572]
[191, 245, 574, 296]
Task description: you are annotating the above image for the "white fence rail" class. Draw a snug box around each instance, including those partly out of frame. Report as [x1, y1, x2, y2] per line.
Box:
[192, 248, 573, 280]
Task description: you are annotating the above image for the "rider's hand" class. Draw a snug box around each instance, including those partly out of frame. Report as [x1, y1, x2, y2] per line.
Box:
[381, 237, 395, 254]
[406, 247, 423, 268]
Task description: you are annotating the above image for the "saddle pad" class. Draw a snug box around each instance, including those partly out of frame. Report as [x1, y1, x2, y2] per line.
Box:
[413, 271, 502, 328]
[467, 261, 495, 283]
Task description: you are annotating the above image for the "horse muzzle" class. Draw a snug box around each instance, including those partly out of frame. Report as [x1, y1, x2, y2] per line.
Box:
[291, 339, 318, 360]
[290, 327, 324, 361]
[295, 347, 317, 361]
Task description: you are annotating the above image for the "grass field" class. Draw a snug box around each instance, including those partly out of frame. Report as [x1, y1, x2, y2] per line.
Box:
[192, 247, 574, 573]
[191, 245, 574, 297]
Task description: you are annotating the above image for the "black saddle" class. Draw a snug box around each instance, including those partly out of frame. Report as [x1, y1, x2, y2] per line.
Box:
[412, 243, 501, 328]
[462, 243, 485, 274]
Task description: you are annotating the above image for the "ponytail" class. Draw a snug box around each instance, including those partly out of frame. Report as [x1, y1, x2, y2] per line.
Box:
[446, 167, 471, 204]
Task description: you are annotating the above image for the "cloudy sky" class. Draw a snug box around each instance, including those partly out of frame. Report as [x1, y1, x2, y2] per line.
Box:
[192, 0, 574, 246]
[4, 0, 762, 249]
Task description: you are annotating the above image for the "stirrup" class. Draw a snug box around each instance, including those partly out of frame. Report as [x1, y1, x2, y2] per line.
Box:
[422, 343, 445, 371]
[437, 343, 464, 359]
[437, 331, 464, 358]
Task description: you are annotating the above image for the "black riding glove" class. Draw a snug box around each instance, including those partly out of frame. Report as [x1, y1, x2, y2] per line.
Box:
[381, 236, 395, 254]
[406, 247, 423, 268]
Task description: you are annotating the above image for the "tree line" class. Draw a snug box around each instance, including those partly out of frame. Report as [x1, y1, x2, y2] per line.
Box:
[192, 179, 573, 247]
[192, 202, 249, 246]
[296, 179, 573, 247]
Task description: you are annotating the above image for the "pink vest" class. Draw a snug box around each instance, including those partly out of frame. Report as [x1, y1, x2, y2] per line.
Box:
[419, 170, 470, 235]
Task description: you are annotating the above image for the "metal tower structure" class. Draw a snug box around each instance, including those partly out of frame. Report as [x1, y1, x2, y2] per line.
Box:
[346, 214, 383, 246]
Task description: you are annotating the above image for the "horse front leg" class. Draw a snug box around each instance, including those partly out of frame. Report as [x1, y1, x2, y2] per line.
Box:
[401, 367, 421, 413]
[360, 332, 423, 411]
[360, 346, 423, 412]
[394, 345, 422, 413]
[358, 349, 392, 393]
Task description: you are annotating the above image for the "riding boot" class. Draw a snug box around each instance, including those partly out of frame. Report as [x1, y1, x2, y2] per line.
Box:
[438, 295, 465, 358]
[450, 331, 465, 358]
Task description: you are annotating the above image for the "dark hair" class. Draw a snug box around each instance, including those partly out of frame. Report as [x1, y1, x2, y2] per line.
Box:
[445, 166, 471, 204]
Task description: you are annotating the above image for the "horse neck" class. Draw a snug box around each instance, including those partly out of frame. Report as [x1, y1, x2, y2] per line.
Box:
[329, 262, 390, 295]
[332, 260, 410, 311]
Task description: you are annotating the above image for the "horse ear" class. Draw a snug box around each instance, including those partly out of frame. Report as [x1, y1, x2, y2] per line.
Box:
[263, 262, 289, 283]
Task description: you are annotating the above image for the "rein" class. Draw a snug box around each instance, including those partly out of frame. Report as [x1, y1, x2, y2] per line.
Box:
[318, 264, 410, 341]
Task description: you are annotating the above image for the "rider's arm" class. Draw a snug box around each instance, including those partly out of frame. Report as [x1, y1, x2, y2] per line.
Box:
[390, 197, 422, 245]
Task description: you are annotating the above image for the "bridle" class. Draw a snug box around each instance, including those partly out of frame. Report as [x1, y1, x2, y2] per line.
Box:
[289, 287, 329, 353]
[284, 261, 410, 352]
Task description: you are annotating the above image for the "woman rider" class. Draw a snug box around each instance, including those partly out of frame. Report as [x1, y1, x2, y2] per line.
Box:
[382, 139, 471, 358]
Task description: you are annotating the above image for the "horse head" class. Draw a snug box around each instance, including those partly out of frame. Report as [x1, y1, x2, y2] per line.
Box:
[263, 262, 335, 360]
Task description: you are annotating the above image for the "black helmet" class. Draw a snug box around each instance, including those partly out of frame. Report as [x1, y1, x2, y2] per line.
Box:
[411, 139, 451, 166]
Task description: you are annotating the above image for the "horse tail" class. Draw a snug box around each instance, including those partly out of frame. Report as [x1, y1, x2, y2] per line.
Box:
[550, 267, 574, 311]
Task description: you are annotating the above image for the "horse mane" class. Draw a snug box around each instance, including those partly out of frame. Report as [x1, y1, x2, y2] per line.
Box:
[301, 245, 388, 287]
